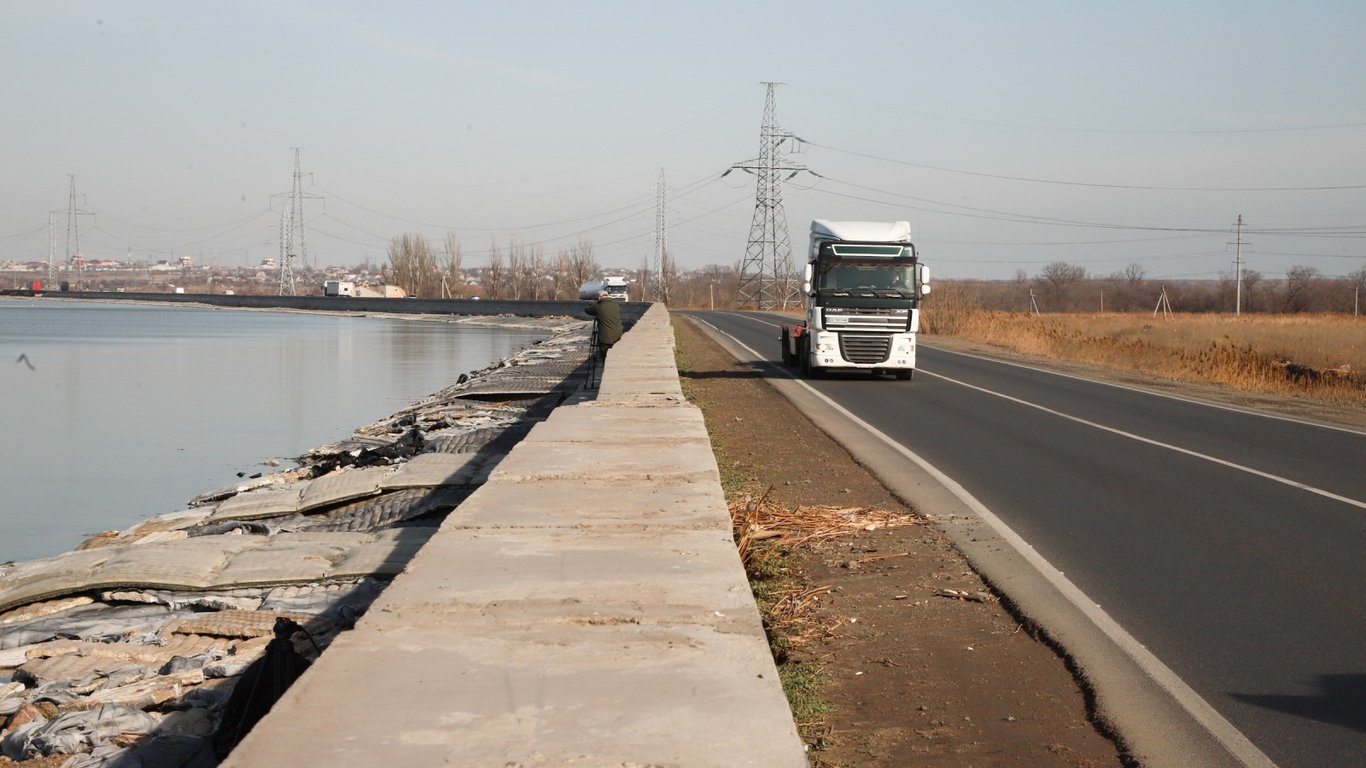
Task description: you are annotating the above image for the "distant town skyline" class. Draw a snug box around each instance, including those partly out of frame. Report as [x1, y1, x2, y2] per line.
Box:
[3, 1, 1364, 281]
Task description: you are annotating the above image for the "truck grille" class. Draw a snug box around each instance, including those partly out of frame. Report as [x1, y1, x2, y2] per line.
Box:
[839, 333, 892, 364]
[823, 308, 909, 332]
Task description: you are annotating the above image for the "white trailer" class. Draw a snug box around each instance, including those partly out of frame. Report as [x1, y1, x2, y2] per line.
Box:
[780, 220, 931, 380]
[323, 280, 355, 297]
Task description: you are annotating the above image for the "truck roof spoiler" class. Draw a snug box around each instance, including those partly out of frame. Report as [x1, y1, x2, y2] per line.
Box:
[811, 220, 912, 242]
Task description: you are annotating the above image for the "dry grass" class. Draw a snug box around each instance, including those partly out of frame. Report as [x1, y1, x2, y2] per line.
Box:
[730, 488, 923, 567]
[923, 285, 1366, 403]
[727, 489, 923, 741]
[730, 488, 923, 643]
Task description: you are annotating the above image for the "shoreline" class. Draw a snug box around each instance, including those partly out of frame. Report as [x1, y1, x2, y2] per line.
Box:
[0, 315, 594, 765]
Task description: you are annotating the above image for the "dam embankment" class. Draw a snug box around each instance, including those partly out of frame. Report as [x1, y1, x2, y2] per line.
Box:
[0, 296, 804, 765]
[219, 302, 807, 766]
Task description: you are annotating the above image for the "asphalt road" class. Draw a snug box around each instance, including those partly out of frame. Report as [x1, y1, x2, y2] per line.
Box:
[681, 309, 1365, 768]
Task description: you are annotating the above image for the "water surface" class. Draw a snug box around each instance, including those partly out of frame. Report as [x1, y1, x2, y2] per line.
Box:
[0, 299, 546, 562]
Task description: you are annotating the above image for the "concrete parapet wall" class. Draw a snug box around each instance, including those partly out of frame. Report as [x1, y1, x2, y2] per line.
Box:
[42, 291, 650, 326]
[222, 304, 807, 767]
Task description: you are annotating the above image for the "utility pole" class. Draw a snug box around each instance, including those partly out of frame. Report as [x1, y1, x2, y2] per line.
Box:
[653, 168, 670, 305]
[730, 82, 812, 310]
[1229, 214, 1246, 316]
[1153, 285, 1173, 318]
[277, 148, 321, 296]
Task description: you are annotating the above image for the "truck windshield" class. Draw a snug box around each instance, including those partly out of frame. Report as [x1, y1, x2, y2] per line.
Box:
[816, 263, 913, 291]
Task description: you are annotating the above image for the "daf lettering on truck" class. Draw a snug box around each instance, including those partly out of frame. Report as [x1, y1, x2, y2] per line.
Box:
[780, 220, 930, 381]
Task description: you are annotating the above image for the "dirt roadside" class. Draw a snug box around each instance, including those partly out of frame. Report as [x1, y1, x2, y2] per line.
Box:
[672, 316, 1128, 768]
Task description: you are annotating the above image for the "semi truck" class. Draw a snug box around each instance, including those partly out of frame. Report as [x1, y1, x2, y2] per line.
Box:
[603, 276, 629, 301]
[578, 276, 630, 302]
[779, 220, 931, 380]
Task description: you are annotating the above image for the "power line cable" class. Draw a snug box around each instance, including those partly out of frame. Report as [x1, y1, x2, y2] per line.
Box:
[787, 86, 1366, 136]
[806, 180, 1225, 233]
[310, 170, 723, 234]
[802, 139, 1366, 191]
[86, 206, 275, 234]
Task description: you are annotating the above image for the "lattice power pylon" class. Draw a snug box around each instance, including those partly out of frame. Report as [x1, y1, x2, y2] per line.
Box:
[64, 175, 94, 289]
[277, 148, 315, 296]
[732, 82, 806, 310]
[653, 167, 670, 304]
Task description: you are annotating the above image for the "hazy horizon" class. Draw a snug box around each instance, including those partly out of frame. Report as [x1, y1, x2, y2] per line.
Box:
[3, 1, 1364, 282]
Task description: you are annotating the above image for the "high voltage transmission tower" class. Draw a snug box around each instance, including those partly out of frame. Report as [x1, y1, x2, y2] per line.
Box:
[653, 167, 670, 304]
[729, 82, 813, 310]
[64, 175, 94, 290]
[276, 148, 320, 296]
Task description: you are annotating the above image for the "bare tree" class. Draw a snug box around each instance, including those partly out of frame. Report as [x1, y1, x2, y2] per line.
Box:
[483, 239, 507, 299]
[506, 238, 526, 300]
[386, 233, 439, 297]
[529, 244, 546, 300]
[1283, 265, 1319, 313]
[442, 233, 464, 298]
[1242, 269, 1265, 312]
[553, 249, 573, 299]
[1033, 262, 1087, 310]
[1345, 266, 1366, 314]
[568, 239, 598, 296]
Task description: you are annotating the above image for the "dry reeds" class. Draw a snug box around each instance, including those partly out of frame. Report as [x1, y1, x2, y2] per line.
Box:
[729, 488, 923, 570]
[923, 302, 1366, 403]
[729, 488, 921, 647]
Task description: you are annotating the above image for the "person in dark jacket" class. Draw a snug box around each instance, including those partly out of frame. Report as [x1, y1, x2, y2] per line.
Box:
[585, 290, 622, 359]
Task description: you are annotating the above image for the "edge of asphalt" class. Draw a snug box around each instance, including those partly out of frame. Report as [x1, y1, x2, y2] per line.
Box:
[681, 313, 1277, 768]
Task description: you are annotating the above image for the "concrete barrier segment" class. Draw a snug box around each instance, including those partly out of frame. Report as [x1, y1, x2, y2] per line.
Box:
[222, 303, 808, 768]
[442, 476, 729, 532]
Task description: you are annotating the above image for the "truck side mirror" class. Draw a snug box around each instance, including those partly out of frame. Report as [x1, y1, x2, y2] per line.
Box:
[802, 264, 813, 295]
[915, 264, 931, 297]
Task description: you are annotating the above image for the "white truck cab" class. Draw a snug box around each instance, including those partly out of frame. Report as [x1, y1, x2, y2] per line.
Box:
[781, 220, 930, 380]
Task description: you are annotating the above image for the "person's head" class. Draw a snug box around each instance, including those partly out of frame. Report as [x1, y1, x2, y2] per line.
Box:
[598, 290, 610, 301]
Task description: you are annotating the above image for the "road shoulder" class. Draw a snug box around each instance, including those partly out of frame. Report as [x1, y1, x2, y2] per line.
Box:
[673, 315, 1126, 768]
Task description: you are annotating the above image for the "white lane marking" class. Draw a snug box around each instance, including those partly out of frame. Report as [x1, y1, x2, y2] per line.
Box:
[710, 311, 1363, 436]
[926, 344, 1366, 437]
[691, 315, 1277, 767]
[694, 311, 1364, 509]
[920, 368, 1366, 512]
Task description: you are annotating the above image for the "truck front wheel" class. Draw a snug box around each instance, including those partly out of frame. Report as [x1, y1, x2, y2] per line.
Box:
[895, 369, 914, 381]
[798, 339, 822, 378]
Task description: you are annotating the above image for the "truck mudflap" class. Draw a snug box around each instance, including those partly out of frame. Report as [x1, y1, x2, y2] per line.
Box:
[779, 324, 806, 367]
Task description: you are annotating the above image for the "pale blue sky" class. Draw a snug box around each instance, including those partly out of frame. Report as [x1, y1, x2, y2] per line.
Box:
[3, 0, 1364, 281]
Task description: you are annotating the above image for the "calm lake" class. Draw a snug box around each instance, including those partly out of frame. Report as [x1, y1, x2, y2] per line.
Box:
[0, 298, 547, 562]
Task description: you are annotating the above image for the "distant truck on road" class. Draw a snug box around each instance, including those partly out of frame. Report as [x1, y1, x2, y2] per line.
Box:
[323, 280, 355, 297]
[779, 220, 931, 380]
[603, 276, 629, 302]
[578, 277, 630, 302]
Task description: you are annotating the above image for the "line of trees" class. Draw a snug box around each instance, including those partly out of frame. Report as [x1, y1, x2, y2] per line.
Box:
[387, 239, 1366, 315]
[382, 232, 748, 307]
[958, 261, 1366, 315]
[384, 234, 602, 300]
